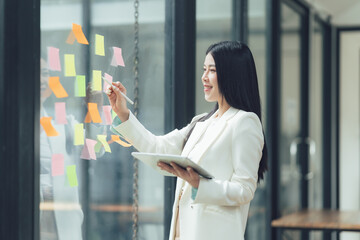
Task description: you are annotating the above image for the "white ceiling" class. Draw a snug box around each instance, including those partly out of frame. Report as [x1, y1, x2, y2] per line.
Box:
[305, 0, 360, 25]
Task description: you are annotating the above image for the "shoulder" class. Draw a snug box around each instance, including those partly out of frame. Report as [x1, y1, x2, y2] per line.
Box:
[231, 109, 262, 130]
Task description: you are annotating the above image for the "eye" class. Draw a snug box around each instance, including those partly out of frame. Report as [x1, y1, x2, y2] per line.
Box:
[210, 69, 216, 73]
[203, 67, 207, 72]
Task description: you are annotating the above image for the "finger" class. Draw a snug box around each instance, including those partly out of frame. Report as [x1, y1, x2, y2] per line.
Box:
[112, 81, 127, 94]
[187, 167, 199, 178]
[170, 162, 187, 176]
[157, 162, 176, 174]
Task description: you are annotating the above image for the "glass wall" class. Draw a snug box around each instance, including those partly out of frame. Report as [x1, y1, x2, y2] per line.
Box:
[246, 0, 267, 239]
[195, 0, 232, 115]
[40, 0, 166, 239]
[278, 3, 302, 239]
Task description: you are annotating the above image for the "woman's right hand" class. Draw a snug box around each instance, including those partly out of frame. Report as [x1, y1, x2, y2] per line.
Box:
[106, 81, 130, 122]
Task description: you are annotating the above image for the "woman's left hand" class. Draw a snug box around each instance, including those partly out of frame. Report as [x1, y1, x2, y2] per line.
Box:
[157, 162, 200, 189]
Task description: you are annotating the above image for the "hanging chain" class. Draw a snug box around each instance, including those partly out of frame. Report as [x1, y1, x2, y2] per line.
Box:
[132, 0, 139, 239]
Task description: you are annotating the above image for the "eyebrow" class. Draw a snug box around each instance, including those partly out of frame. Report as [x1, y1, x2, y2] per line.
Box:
[203, 64, 216, 67]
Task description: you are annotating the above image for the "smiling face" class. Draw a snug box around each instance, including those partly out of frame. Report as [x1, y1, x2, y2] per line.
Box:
[202, 53, 221, 103]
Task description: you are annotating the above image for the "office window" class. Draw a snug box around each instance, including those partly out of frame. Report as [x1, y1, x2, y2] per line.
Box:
[247, 0, 267, 239]
[40, 0, 166, 239]
[195, 0, 232, 114]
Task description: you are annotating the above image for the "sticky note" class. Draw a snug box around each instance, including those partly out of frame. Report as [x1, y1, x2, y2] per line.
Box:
[94, 141, 102, 153]
[95, 34, 105, 56]
[66, 31, 76, 45]
[49, 77, 68, 98]
[111, 47, 125, 67]
[88, 103, 102, 123]
[84, 111, 91, 123]
[64, 54, 76, 76]
[66, 165, 78, 187]
[47, 47, 61, 71]
[102, 106, 112, 125]
[92, 70, 102, 91]
[80, 138, 97, 160]
[40, 117, 59, 137]
[103, 73, 112, 93]
[72, 23, 89, 45]
[111, 135, 132, 147]
[97, 135, 111, 152]
[55, 102, 68, 124]
[112, 110, 117, 120]
[75, 75, 86, 97]
[74, 123, 84, 145]
[52, 153, 64, 176]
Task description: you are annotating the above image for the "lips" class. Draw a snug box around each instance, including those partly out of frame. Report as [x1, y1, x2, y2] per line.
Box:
[204, 85, 212, 92]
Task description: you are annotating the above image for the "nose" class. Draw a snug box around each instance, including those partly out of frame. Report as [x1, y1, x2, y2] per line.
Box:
[202, 70, 208, 82]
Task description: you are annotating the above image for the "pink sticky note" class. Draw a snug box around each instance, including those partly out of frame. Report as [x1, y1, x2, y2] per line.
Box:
[52, 153, 64, 176]
[103, 73, 113, 93]
[47, 47, 61, 71]
[80, 139, 97, 160]
[102, 105, 112, 125]
[55, 102, 68, 124]
[111, 47, 125, 67]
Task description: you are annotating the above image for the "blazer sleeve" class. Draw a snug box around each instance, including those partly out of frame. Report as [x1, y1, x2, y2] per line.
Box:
[193, 113, 264, 206]
[112, 111, 207, 155]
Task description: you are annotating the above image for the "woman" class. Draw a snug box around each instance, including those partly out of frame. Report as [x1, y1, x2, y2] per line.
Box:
[107, 41, 267, 240]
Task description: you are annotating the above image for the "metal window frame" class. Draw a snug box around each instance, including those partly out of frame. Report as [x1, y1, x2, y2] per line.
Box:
[0, 0, 40, 239]
[164, 0, 196, 238]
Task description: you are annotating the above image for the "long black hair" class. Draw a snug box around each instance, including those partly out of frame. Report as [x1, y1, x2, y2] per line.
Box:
[183, 41, 268, 182]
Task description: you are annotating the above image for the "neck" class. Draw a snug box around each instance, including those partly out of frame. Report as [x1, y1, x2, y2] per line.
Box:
[216, 98, 230, 118]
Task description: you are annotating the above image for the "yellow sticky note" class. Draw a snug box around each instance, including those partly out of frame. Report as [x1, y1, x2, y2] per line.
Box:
[97, 135, 111, 152]
[75, 75, 86, 97]
[74, 123, 84, 145]
[66, 165, 78, 187]
[92, 70, 102, 91]
[48, 77, 68, 98]
[88, 103, 102, 123]
[40, 117, 59, 137]
[95, 34, 105, 56]
[111, 135, 132, 147]
[64, 54, 76, 77]
[72, 23, 89, 45]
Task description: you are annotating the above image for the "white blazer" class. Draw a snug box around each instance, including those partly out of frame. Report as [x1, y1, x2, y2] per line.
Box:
[114, 107, 264, 240]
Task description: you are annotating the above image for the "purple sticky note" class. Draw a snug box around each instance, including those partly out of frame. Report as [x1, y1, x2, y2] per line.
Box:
[103, 73, 113, 93]
[80, 139, 98, 160]
[110, 47, 125, 67]
[47, 47, 61, 71]
[52, 153, 64, 176]
[102, 105, 112, 125]
[55, 102, 68, 124]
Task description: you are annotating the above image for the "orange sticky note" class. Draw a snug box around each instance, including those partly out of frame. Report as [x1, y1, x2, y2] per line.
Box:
[48, 77, 68, 98]
[84, 111, 91, 123]
[72, 23, 89, 45]
[66, 31, 76, 44]
[88, 103, 102, 123]
[40, 117, 59, 137]
[111, 135, 132, 147]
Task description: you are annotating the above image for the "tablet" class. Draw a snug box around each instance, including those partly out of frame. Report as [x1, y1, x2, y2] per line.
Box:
[131, 152, 214, 179]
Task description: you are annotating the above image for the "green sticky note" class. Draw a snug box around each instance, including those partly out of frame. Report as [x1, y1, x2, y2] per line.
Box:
[74, 123, 84, 145]
[75, 75, 86, 97]
[64, 54, 76, 76]
[94, 141, 102, 153]
[66, 165, 78, 187]
[97, 135, 111, 153]
[112, 110, 117, 120]
[95, 34, 105, 56]
[92, 70, 102, 91]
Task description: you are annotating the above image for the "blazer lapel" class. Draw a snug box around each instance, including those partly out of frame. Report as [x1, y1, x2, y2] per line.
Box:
[182, 107, 239, 163]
